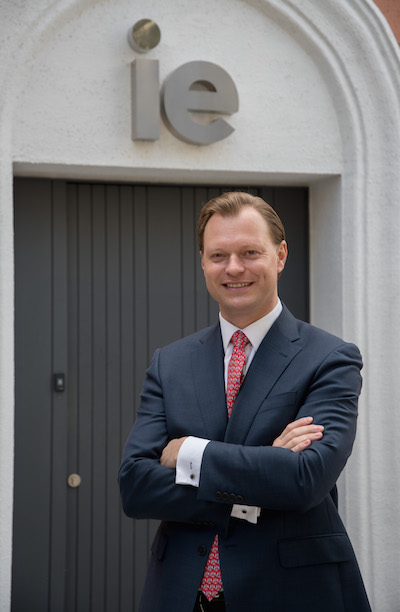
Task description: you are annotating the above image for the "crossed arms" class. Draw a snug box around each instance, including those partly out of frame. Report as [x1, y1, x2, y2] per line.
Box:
[160, 416, 325, 469]
[119, 339, 362, 525]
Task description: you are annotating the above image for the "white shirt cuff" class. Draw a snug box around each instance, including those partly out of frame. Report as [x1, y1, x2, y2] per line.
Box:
[175, 437, 261, 524]
[231, 504, 261, 524]
[175, 436, 210, 487]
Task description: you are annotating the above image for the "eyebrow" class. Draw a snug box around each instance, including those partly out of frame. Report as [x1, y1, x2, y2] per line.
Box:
[206, 243, 263, 252]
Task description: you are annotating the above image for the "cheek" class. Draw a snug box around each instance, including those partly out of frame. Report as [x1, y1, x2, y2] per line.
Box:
[203, 269, 218, 291]
[204, 263, 222, 280]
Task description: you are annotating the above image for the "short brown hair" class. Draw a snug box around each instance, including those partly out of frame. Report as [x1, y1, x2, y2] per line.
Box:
[197, 191, 285, 252]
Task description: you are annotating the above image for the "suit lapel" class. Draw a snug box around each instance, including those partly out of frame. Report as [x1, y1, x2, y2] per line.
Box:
[191, 324, 228, 441]
[225, 307, 302, 444]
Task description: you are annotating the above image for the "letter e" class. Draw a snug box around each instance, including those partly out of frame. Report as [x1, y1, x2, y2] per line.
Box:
[162, 61, 239, 145]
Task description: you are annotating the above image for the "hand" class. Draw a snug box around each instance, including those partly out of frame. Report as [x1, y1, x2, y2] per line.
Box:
[272, 416, 324, 452]
[160, 437, 188, 469]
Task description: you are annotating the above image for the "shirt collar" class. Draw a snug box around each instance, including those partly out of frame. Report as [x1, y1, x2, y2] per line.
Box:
[219, 299, 283, 353]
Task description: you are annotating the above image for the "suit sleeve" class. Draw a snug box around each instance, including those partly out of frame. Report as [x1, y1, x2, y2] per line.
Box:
[197, 342, 363, 512]
[118, 349, 231, 529]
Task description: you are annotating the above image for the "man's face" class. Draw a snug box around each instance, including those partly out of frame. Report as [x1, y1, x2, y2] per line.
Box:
[201, 207, 287, 328]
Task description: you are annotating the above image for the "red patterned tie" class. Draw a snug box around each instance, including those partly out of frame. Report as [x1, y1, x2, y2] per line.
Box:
[200, 330, 250, 600]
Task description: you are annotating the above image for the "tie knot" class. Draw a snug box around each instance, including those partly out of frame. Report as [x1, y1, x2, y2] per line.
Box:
[231, 330, 250, 350]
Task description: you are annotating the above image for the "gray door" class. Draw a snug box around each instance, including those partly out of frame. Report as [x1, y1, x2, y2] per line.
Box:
[12, 179, 308, 611]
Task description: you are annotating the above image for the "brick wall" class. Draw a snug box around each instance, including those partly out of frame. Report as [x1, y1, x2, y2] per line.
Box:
[374, 0, 400, 43]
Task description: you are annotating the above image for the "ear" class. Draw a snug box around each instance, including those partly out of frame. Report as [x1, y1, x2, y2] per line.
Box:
[200, 251, 205, 270]
[277, 241, 288, 274]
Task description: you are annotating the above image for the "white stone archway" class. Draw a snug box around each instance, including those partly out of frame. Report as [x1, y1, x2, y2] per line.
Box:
[1, 1, 400, 609]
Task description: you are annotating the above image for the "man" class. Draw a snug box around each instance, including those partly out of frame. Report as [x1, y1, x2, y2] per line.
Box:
[119, 192, 371, 611]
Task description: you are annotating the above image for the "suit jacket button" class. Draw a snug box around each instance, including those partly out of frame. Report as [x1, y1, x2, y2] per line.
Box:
[237, 495, 244, 503]
[230, 493, 237, 502]
[215, 491, 223, 500]
[222, 492, 229, 501]
[197, 545, 207, 556]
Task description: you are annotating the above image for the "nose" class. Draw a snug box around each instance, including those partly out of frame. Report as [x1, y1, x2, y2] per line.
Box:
[225, 254, 245, 275]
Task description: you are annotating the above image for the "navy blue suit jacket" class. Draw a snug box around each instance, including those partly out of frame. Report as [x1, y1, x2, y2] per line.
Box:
[119, 306, 371, 611]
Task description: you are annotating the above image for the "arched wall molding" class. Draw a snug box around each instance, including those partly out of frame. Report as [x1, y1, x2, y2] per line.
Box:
[1, 1, 399, 609]
[265, 5, 400, 611]
[272, 5, 400, 611]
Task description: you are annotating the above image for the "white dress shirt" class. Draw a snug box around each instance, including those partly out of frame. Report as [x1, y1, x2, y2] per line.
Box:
[175, 300, 283, 524]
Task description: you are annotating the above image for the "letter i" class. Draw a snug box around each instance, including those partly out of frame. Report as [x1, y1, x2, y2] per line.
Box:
[131, 58, 160, 140]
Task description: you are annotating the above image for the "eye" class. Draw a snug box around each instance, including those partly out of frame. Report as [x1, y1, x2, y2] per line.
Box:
[210, 252, 226, 260]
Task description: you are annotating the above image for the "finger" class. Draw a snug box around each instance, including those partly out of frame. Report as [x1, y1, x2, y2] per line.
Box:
[291, 439, 311, 453]
[276, 428, 323, 450]
[276, 417, 315, 443]
[160, 449, 168, 465]
[288, 430, 324, 451]
[276, 424, 324, 448]
[291, 424, 324, 440]
[160, 449, 175, 468]
[273, 418, 312, 447]
[281, 416, 314, 437]
[160, 440, 174, 466]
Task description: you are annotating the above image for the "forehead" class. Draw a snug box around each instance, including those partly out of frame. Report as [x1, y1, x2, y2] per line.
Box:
[203, 208, 272, 246]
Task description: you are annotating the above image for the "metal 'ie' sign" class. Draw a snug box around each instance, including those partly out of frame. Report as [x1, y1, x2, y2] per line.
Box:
[128, 20, 239, 146]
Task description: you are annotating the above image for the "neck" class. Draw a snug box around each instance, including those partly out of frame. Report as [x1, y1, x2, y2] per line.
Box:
[221, 301, 279, 329]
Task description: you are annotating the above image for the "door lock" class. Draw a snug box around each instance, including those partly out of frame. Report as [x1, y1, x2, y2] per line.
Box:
[67, 473, 81, 488]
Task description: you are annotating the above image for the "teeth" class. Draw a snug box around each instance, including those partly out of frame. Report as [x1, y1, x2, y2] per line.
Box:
[226, 282, 251, 288]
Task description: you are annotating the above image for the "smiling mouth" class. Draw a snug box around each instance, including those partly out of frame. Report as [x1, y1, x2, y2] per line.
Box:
[224, 282, 253, 288]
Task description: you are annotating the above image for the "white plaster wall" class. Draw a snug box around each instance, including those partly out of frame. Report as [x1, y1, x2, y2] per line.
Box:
[11, 0, 341, 181]
[1, 0, 400, 610]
